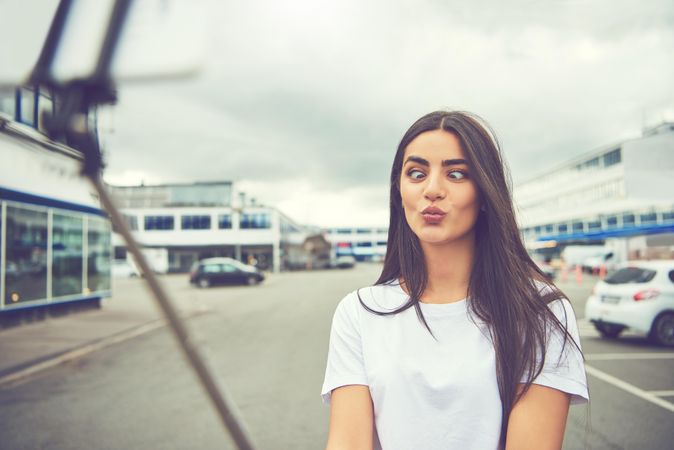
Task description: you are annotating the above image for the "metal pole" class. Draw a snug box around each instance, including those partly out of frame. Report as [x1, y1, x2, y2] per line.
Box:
[88, 174, 257, 450]
[28, 1, 259, 446]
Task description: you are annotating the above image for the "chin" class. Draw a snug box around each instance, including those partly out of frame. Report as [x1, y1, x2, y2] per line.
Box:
[413, 227, 454, 244]
[412, 222, 473, 246]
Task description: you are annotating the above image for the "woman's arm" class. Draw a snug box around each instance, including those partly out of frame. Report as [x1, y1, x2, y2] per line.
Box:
[325, 385, 375, 450]
[505, 384, 571, 450]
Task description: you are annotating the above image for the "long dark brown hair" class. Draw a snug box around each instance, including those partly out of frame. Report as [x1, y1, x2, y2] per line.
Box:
[359, 110, 580, 444]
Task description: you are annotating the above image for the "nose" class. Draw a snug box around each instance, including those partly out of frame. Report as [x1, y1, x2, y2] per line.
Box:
[423, 172, 446, 201]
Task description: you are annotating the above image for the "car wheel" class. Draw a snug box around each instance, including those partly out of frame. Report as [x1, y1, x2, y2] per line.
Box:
[246, 276, 258, 286]
[198, 278, 210, 288]
[594, 323, 624, 339]
[649, 312, 674, 347]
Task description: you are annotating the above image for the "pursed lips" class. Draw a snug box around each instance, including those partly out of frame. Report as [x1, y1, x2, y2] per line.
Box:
[420, 206, 446, 223]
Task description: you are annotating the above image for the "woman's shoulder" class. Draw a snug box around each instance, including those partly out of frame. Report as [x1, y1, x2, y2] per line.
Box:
[532, 280, 575, 322]
[335, 281, 409, 317]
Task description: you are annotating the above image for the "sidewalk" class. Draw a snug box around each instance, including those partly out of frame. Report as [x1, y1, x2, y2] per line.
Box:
[0, 275, 209, 385]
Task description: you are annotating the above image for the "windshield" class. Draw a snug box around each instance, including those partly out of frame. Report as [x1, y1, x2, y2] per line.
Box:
[604, 267, 656, 284]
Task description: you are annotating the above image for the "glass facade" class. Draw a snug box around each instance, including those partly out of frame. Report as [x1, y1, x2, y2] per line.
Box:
[168, 184, 232, 207]
[181, 215, 211, 230]
[87, 218, 111, 293]
[218, 214, 232, 229]
[1, 204, 111, 309]
[144, 215, 174, 230]
[523, 207, 674, 243]
[240, 213, 271, 229]
[606, 215, 618, 228]
[5, 206, 48, 305]
[603, 148, 621, 167]
[639, 212, 657, 225]
[52, 213, 83, 297]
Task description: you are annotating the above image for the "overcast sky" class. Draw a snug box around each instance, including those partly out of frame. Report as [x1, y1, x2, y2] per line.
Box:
[98, 0, 674, 227]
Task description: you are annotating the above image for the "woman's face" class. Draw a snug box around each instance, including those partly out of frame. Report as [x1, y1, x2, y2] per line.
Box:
[399, 129, 480, 247]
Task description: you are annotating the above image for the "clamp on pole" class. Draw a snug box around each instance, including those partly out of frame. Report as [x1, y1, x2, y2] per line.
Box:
[27, 1, 258, 448]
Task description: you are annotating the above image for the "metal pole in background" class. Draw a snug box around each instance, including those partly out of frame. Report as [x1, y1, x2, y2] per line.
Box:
[88, 173, 257, 450]
[28, 0, 259, 448]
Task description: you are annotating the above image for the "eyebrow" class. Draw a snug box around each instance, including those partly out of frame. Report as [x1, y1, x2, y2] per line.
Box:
[404, 156, 468, 167]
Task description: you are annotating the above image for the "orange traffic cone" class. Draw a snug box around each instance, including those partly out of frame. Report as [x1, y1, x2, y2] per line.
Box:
[560, 262, 568, 282]
[599, 264, 606, 279]
[575, 265, 583, 285]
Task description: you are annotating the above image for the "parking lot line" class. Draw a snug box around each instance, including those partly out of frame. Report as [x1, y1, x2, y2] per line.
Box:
[585, 364, 674, 413]
[648, 390, 674, 397]
[585, 353, 674, 361]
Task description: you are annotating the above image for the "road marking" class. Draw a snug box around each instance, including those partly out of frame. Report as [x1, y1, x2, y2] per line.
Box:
[648, 390, 674, 397]
[0, 319, 166, 388]
[585, 364, 674, 413]
[585, 353, 674, 361]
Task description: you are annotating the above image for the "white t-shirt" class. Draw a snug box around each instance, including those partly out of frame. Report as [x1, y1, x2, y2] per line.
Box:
[321, 281, 589, 450]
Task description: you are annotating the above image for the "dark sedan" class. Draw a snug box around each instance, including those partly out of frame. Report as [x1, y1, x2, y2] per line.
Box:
[189, 258, 264, 288]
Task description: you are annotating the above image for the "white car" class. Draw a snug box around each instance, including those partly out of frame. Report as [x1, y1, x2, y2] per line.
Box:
[112, 259, 140, 278]
[334, 255, 356, 269]
[585, 260, 674, 346]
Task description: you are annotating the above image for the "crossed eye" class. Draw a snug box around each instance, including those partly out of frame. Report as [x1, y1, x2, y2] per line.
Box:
[406, 169, 467, 180]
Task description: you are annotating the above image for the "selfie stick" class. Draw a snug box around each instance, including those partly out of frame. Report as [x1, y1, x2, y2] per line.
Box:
[30, 1, 257, 449]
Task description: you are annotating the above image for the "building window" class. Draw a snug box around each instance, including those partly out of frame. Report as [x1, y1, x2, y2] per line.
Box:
[18, 87, 37, 127]
[144, 215, 174, 230]
[377, 241, 387, 246]
[336, 228, 352, 234]
[588, 220, 601, 232]
[544, 224, 553, 234]
[623, 213, 635, 227]
[356, 228, 371, 234]
[603, 148, 622, 167]
[52, 213, 84, 297]
[114, 246, 127, 260]
[356, 242, 372, 247]
[558, 223, 568, 234]
[240, 213, 271, 229]
[218, 214, 232, 229]
[5, 206, 48, 304]
[639, 212, 657, 225]
[572, 222, 583, 233]
[606, 216, 618, 228]
[87, 217, 111, 292]
[181, 215, 211, 230]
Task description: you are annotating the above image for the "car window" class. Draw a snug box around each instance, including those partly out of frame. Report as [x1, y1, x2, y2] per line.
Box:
[202, 264, 221, 274]
[222, 264, 237, 273]
[605, 267, 656, 284]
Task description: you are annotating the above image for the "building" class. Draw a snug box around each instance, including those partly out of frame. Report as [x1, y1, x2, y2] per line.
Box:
[109, 182, 323, 273]
[514, 122, 674, 259]
[324, 227, 389, 262]
[1, 86, 111, 321]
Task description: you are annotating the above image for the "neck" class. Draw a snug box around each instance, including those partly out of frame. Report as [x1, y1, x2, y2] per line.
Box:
[419, 231, 475, 304]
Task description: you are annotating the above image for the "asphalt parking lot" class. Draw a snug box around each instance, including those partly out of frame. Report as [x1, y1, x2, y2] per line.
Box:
[558, 274, 674, 449]
[0, 266, 672, 449]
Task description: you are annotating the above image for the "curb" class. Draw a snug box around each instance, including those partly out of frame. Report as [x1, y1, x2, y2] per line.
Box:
[0, 319, 166, 388]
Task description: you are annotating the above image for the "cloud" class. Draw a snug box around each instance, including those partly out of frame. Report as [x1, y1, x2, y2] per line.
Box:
[100, 0, 674, 225]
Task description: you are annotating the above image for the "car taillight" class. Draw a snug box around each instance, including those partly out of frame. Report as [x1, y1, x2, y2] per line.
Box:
[633, 289, 660, 301]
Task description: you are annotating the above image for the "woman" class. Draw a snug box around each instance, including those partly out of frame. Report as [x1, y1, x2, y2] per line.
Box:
[321, 111, 588, 450]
